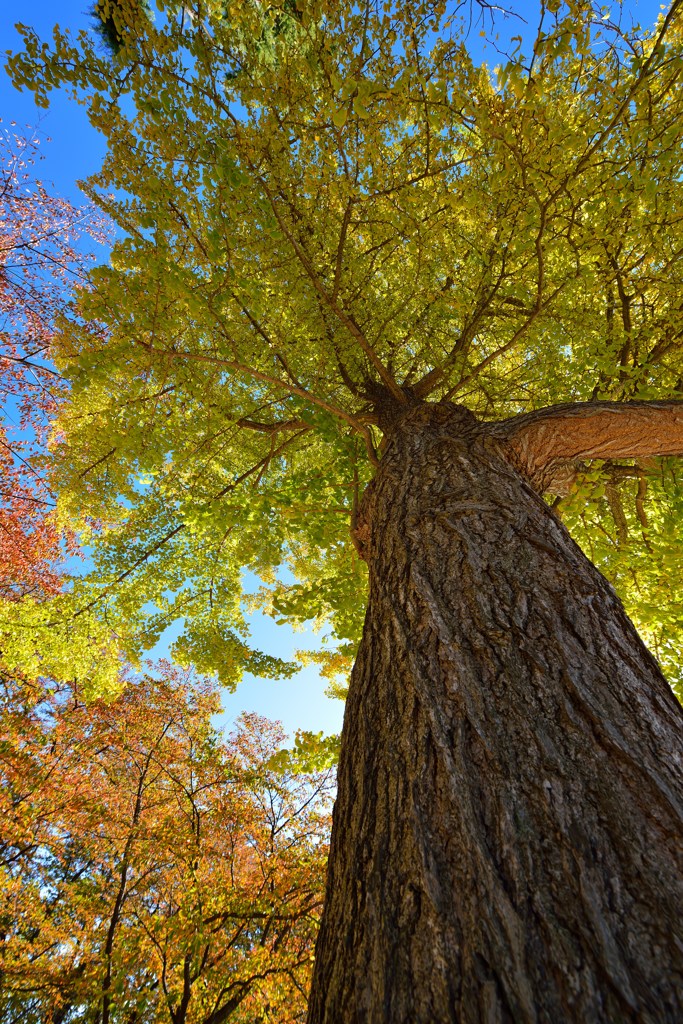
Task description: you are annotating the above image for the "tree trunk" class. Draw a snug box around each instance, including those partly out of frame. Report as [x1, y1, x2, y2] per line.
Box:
[307, 402, 683, 1024]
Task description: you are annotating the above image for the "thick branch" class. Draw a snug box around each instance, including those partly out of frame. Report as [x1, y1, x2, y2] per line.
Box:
[497, 400, 683, 491]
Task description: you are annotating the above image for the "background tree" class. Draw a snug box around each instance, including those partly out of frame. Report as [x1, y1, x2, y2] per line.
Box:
[0, 664, 333, 1023]
[5, 0, 683, 1020]
[0, 139, 332, 1023]
[0, 126, 102, 601]
[0, 124, 123, 694]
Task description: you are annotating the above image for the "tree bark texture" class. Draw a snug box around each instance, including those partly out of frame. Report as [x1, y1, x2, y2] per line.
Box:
[307, 402, 683, 1024]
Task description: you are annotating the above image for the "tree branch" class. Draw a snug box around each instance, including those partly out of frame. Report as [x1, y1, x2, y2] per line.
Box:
[256, 180, 407, 404]
[139, 343, 362, 430]
[498, 400, 683, 491]
[235, 418, 307, 434]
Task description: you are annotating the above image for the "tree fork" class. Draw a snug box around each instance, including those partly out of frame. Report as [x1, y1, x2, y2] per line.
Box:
[308, 401, 683, 1024]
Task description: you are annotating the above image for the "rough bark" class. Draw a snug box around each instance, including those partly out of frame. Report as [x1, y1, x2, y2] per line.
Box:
[307, 401, 683, 1024]
[498, 399, 683, 493]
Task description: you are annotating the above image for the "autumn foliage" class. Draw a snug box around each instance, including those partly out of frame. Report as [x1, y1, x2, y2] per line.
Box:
[0, 663, 332, 1023]
[0, 125, 102, 600]
[0, 135, 332, 1020]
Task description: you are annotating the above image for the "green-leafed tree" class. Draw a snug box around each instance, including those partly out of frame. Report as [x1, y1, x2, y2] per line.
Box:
[5, 0, 683, 1019]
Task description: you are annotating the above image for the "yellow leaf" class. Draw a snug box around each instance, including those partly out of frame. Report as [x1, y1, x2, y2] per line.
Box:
[332, 106, 348, 128]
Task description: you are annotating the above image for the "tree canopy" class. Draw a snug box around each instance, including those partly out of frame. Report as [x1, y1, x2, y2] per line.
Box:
[0, 664, 332, 1022]
[4, 0, 683, 696]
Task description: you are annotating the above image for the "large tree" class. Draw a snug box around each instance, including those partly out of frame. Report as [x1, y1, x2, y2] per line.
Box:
[5, 0, 683, 1019]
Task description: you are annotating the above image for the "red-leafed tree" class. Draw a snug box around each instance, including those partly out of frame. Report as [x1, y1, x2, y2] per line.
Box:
[0, 125, 104, 598]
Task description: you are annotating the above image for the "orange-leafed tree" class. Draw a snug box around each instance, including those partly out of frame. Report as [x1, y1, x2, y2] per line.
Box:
[0, 125, 103, 599]
[0, 662, 333, 1024]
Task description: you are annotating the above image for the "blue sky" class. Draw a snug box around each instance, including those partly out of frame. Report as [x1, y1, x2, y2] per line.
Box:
[0, 0, 666, 738]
